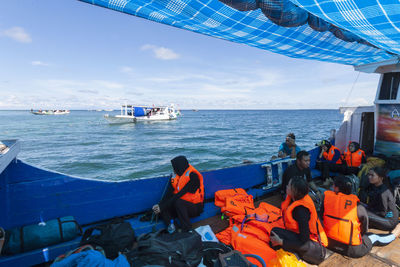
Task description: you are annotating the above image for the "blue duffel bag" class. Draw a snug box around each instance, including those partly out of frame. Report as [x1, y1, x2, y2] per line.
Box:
[3, 216, 82, 255]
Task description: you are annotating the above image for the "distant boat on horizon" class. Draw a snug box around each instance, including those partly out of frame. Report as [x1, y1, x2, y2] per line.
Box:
[104, 104, 180, 124]
[30, 109, 70, 115]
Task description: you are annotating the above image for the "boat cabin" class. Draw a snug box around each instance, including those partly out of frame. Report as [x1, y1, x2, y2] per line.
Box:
[336, 66, 400, 157]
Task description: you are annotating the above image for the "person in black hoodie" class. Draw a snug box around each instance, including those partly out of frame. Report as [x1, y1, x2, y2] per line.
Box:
[152, 156, 204, 231]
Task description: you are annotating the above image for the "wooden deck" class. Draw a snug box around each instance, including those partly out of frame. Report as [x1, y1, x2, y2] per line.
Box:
[194, 193, 400, 267]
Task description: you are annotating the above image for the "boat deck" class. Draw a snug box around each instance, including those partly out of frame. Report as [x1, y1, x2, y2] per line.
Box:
[6, 192, 400, 266]
[194, 193, 400, 267]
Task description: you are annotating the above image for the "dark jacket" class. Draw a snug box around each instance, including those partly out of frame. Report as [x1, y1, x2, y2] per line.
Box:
[281, 163, 312, 194]
[367, 184, 398, 220]
[159, 156, 201, 210]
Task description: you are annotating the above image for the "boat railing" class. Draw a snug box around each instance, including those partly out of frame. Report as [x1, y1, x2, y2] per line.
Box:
[0, 140, 20, 175]
[261, 157, 295, 190]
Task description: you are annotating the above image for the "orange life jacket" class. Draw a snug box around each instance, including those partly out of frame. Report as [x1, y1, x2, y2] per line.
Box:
[215, 188, 255, 217]
[281, 194, 328, 246]
[230, 202, 283, 243]
[214, 188, 247, 207]
[222, 194, 255, 217]
[230, 225, 277, 267]
[171, 164, 204, 204]
[216, 203, 281, 266]
[323, 191, 362, 245]
[344, 149, 365, 167]
[323, 145, 342, 164]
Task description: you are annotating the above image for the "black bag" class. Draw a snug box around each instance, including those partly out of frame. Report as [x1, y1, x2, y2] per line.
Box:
[386, 155, 400, 170]
[346, 174, 360, 195]
[127, 229, 202, 267]
[216, 250, 266, 267]
[80, 218, 135, 259]
[202, 241, 232, 267]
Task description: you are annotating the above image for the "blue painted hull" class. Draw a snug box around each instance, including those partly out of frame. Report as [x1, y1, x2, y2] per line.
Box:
[0, 143, 321, 266]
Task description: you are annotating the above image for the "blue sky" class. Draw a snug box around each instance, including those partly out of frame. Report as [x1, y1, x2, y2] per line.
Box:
[0, 0, 381, 110]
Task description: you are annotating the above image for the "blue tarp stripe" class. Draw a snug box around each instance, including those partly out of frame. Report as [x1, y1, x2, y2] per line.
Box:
[79, 0, 398, 66]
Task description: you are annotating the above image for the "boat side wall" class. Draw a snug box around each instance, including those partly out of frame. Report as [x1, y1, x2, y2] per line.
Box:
[0, 146, 321, 229]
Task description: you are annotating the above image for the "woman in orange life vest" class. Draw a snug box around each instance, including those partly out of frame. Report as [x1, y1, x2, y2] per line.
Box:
[315, 140, 342, 187]
[364, 167, 399, 231]
[270, 177, 328, 265]
[342, 141, 366, 174]
[321, 175, 400, 258]
[152, 156, 204, 231]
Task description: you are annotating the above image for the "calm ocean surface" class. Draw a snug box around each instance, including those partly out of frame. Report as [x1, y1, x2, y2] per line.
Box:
[0, 110, 342, 180]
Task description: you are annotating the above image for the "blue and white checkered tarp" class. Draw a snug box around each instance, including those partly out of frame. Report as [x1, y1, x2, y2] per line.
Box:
[79, 0, 400, 66]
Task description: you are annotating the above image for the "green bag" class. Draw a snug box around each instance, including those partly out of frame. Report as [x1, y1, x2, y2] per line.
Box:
[3, 216, 81, 255]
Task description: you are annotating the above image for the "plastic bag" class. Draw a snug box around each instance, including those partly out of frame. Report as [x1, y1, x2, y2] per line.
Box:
[269, 249, 306, 267]
[195, 225, 219, 242]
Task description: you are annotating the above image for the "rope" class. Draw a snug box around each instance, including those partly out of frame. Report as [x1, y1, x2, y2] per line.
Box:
[344, 71, 361, 107]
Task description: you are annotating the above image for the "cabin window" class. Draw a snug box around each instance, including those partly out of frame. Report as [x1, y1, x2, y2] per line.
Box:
[379, 72, 400, 100]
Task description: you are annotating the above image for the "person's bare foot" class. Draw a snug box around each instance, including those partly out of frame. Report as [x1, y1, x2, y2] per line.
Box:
[391, 223, 400, 238]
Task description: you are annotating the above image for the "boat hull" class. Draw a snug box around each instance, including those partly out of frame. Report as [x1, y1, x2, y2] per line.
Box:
[31, 111, 70, 115]
[104, 114, 177, 123]
[104, 114, 136, 124]
[0, 143, 321, 266]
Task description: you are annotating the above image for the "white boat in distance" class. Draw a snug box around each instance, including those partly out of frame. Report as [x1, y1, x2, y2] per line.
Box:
[30, 109, 70, 115]
[104, 104, 180, 124]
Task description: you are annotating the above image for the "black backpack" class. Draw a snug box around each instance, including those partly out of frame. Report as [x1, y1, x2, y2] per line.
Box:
[127, 229, 202, 267]
[216, 250, 266, 267]
[80, 218, 135, 259]
[202, 241, 232, 267]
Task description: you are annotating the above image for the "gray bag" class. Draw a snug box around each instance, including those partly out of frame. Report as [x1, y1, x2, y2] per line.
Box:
[346, 174, 360, 195]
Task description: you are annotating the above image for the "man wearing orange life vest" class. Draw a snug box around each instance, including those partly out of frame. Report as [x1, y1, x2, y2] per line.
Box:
[152, 156, 204, 231]
[315, 140, 342, 187]
[321, 175, 400, 258]
[270, 177, 328, 265]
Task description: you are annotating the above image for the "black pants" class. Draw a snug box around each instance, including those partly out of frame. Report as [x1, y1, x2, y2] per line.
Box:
[271, 227, 326, 265]
[316, 162, 359, 181]
[367, 210, 398, 231]
[327, 235, 372, 258]
[160, 198, 203, 231]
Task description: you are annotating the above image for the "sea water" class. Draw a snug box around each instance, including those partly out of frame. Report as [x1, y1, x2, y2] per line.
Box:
[0, 110, 342, 180]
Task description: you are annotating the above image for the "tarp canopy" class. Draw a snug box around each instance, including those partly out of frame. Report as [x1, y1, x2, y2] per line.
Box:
[79, 0, 400, 66]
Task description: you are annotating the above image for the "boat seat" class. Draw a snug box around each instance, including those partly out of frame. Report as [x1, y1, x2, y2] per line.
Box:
[311, 169, 339, 179]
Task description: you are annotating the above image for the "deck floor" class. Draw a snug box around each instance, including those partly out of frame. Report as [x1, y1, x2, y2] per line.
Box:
[194, 193, 400, 267]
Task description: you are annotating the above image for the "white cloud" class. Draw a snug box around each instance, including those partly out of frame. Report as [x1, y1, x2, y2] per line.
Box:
[141, 44, 180, 60]
[120, 66, 134, 73]
[31, 61, 49, 66]
[93, 80, 124, 89]
[0, 79, 129, 109]
[2, 27, 32, 43]
[0, 59, 381, 110]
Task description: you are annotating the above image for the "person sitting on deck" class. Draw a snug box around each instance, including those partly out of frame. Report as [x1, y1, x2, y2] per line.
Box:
[315, 140, 342, 187]
[363, 167, 399, 232]
[152, 155, 204, 232]
[324, 141, 366, 177]
[342, 141, 366, 173]
[321, 175, 400, 258]
[278, 133, 301, 159]
[270, 177, 328, 265]
[281, 151, 320, 201]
